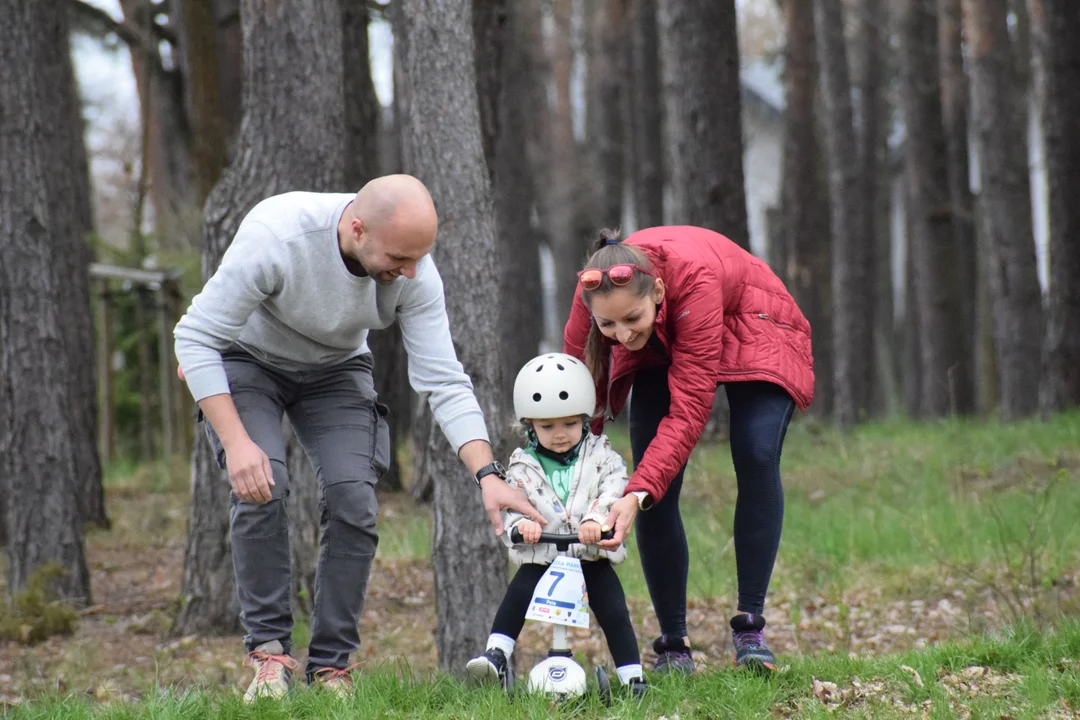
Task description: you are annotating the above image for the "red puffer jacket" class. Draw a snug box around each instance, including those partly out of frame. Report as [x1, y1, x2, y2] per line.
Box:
[563, 226, 815, 502]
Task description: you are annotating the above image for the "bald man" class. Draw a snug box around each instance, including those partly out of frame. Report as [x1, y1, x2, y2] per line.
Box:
[173, 175, 544, 702]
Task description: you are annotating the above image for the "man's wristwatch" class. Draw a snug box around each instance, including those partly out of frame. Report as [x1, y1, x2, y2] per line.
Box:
[474, 461, 507, 488]
[630, 490, 653, 510]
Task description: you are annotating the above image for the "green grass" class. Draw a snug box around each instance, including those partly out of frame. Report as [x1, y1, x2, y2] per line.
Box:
[6, 620, 1080, 718]
[8, 412, 1080, 718]
[376, 412, 1080, 609]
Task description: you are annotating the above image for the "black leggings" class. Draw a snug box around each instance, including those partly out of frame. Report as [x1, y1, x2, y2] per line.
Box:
[630, 369, 795, 637]
[491, 560, 640, 668]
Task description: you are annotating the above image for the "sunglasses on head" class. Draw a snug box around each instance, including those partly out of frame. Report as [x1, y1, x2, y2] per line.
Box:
[576, 264, 653, 291]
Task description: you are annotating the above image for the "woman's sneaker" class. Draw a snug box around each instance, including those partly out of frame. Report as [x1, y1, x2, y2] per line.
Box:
[730, 613, 777, 671]
[466, 647, 510, 688]
[652, 634, 695, 674]
[243, 640, 299, 703]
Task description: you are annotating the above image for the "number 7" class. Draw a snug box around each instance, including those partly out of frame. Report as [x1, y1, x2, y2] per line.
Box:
[547, 571, 565, 595]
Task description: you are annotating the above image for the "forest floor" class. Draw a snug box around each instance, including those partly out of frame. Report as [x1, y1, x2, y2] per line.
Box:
[2, 413, 1080, 718]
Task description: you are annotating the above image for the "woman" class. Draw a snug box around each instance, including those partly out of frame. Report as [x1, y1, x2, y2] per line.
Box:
[563, 226, 814, 673]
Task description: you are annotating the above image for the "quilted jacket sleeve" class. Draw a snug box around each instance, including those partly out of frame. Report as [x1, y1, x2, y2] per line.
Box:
[626, 264, 726, 502]
[499, 459, 535, 549]
[581, 439, 630, 526]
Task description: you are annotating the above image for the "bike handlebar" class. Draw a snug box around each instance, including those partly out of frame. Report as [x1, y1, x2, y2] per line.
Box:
[509, 528, 616, 546]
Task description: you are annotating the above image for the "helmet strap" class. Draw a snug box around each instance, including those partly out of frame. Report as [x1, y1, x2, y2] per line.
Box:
[531, 419, 589, 466]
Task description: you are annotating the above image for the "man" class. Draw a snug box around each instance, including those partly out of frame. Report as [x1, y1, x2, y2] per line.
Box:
[174, 174, 543, 702]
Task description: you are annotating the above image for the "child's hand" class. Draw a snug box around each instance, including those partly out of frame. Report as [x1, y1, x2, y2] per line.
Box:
[578, 520, 602, 545]
[517, 520, 543, 544]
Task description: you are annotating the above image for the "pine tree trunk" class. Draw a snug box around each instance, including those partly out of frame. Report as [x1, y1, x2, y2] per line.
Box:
[177, 0, 227, 206]
[856, 0, 890, 420]
[345, 0, 407, 491]
[658, 0, 747, 436]
[586, 0, 627, 230]
[119, 0, 194, 244]
[781, 0, 833, 420]
[548, 0, 584, 333]
[962, 0, 1043, 420]
[57, 3, 109, 530]
[212, 0, 243, 160]
[173, 0, 346, 636]
[498, 0, 544, 375]
[397, 0, 511, 674]
[814, 0, 871, 428]
[897, 0, 966, 418]
[937, 0, 979, 415]
[657, 0, 749, 246]
[626, 0, 664, 230]
[0, 0, 92, 603]
[1036, 0, 1080, 412]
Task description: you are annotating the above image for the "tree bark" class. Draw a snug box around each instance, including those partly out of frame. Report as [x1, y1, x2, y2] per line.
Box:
[657, 0, 749, 246]
[344, 0, 381, 191]
[897, 0, 966, 418]
[58, 1, 109, 530]
[344, 0, 406, 491]
[855, 0, 890, 420]
[780, 0, 833, 420]
[397, 0, 511, 674]
[547, 0, 584, 334]
[814, 0, 871, 428]
[585, 0, 628, 230]
[937, 0, 979, 415]
[626, 0, 664, 231]
[495, 0, 545, 380]
[962, 0, 1043, 420]
[1035, 0, 1080, 412]
[0, 0, 92, 603]
[118, 0, 194, 245]
[212, 0, 243, 161]
[176, 0, 227, 206]
[173, 0, 346, 636]
[473, 0, 507, 179]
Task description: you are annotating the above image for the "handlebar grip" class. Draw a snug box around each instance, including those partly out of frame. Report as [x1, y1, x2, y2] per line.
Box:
[509, 528, 616, 544]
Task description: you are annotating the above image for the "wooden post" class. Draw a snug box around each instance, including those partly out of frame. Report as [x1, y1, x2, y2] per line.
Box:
[157, 282, 175, 460]
[96, 278, 115, 465]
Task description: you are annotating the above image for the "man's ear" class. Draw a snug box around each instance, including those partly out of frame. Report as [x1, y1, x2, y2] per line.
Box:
[652, 278, 665, 304]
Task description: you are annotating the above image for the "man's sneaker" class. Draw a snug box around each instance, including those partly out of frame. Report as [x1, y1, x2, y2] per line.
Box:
[311, 664, 360, 699]
[652, 634, 695, 674]
[466, 647, 510, 688]
[243, 640, 298, 703]
[730, 613, 777, 671]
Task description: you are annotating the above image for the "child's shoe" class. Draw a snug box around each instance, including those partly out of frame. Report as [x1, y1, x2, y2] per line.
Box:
[466, 647, 510, 688]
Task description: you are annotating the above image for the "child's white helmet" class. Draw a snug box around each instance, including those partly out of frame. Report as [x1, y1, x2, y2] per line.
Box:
[513, 353, 596, 420]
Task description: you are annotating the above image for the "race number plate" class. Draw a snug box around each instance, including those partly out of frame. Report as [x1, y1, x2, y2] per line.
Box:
[525, 556, 590, 628]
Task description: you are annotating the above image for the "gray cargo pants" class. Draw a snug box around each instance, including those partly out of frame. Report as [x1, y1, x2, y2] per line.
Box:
[202, 346, 390, 678]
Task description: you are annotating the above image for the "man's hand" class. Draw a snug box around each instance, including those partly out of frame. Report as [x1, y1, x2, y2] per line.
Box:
[480, 474, 547, 536]
[225, 436, 275, 504]
[597, 494, 639, 551]
[516, 520, 543, 544]
[578, 520, 602, 545]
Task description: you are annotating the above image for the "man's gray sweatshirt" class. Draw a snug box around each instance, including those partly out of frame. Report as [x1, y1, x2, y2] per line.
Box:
[173, 191, 489, 452]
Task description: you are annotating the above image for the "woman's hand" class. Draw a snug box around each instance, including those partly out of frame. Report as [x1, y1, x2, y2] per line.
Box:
[597, 494, 639, 551]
